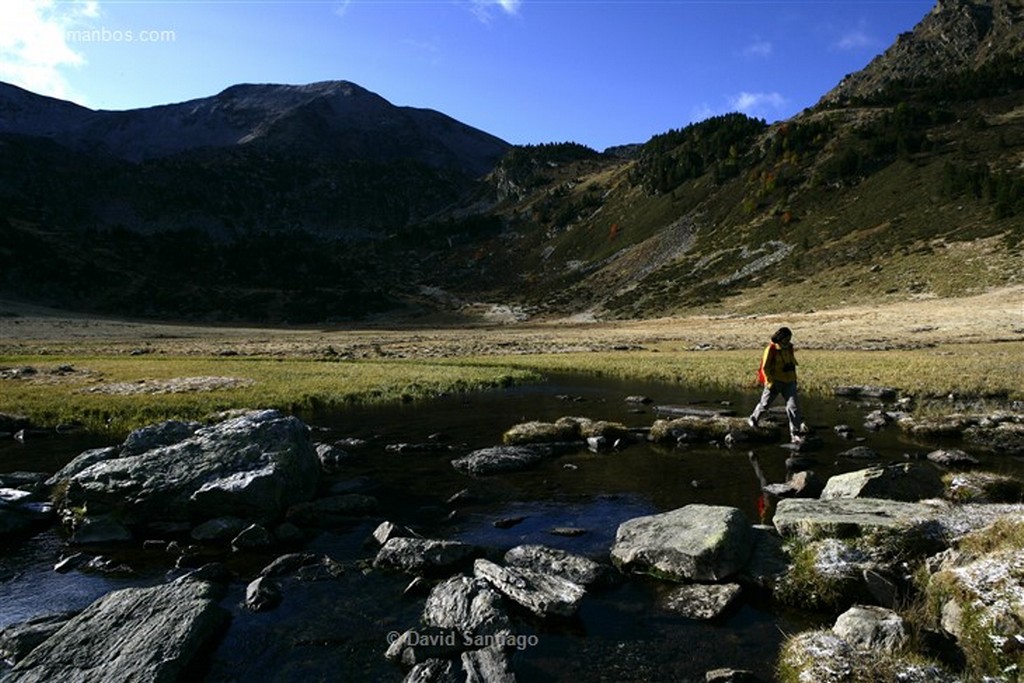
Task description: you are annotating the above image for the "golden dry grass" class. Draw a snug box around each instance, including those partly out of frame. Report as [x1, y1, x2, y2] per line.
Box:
[1, 286, 1021, 432]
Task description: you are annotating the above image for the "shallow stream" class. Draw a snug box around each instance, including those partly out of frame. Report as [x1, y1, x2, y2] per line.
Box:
[2, 373, 1021, 681]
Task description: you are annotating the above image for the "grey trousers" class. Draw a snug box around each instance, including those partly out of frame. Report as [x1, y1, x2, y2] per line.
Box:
[751, 381, 803, 435]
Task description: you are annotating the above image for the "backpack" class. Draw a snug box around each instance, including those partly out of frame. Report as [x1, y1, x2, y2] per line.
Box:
[756, 345, 776, 385]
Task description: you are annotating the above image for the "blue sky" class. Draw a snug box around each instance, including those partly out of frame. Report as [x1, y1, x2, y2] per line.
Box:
[2, 0, 936, 150]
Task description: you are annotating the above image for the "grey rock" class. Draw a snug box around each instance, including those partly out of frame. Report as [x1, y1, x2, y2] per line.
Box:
[190, 516, 248, 542]
[386, 627, 464, 667]
[837, 446, 880, 460]
[121, 420, 200, 456]
[451, 446, 545, 476]
[764, 470, 824, 499]
[462, 646, 516, 683]
[833, 604, 908, 651]
[244, 576, 282, 612]
[0, 613, 77, 665]
[286, 494, 378, 526]
[705, 668, 759, 683]
[926, 448, 980, 466]
[69, 514, 133, 545]
[422, 575, 513, 642]
[403, 658, 459, 683]
[504, 544, 616, 588]
[663, 583, 743, 620]
[474, 558, 586, 618]
[231, 523, 273, 551]
[773, 498, 943, 542]
[372, 520, 419, 546]
[820, 463, 945, 502]
[45, 446, 120, 484]
[374, 537, 478, 574]
[314, 442, 354, 472]
[833, 385, 898, 400]
[52, 410, 320, 531]
[610, 504, 754, 582]
[6, 578, 229, 682]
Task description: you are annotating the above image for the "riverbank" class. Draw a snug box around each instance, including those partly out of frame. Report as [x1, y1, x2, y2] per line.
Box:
[1, 288, 1022, 433]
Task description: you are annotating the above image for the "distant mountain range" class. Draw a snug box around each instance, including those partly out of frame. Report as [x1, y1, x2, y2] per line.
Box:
[0, 80, 509, 174]
[0, 0, 1022, 323]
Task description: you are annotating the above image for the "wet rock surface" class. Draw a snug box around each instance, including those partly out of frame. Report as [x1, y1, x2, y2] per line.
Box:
[4, 577, 229, 682]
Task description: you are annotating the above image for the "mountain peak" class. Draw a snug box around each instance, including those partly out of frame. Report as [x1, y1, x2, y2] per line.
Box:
[0, 79, 508, 174]
[820, 0, 1024, 106]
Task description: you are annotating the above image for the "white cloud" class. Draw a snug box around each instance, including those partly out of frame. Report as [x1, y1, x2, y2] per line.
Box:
[470, 0, 522, 24]
[730, 91, 787, 114]
[741, 38, 773, 58]
[334, 1, 353, 19]
[0, 0, 98, 101]
[834, 21, 877, 51]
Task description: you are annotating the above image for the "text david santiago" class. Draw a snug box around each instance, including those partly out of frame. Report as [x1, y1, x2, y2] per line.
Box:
[388, 630, 539, 651]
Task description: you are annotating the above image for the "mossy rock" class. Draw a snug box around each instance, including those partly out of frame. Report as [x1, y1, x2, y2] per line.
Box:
[649, 416, 780, 444]
[945, 471, 1024, 503]
[503, 418, 579, 445]
[777, 629, 959, 683]
[502, 416, 630, 446]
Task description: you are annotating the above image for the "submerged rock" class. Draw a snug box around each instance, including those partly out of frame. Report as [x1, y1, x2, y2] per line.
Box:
[662, 583, 742, 620]
[451, 446, 546, 476]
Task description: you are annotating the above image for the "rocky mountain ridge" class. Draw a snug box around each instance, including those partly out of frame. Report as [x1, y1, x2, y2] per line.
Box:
[0, 80, 509, 175]
[821, 0, 1024, 105]
[0, 0, 1021, 323]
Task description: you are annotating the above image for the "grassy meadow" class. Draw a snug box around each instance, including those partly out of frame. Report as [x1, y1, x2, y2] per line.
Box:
[2, 338, 1021, 436]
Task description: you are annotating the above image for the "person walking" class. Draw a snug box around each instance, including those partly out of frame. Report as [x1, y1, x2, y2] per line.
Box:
[747, 327, 808, 443]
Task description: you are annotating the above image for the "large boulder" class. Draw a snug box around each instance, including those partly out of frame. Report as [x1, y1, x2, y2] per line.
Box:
[5, 577, 229, 682]
[820, 463, 945, 502]
[50, 410, 321, 533]
[610, 505, 754, 582]
[772, 498, 944, 543]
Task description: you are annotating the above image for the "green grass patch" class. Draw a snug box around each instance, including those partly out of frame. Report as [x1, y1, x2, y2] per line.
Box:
[0, 355, 540, 435]
[3, 341, 1020, 436]
[450, 342, 1024, 401]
